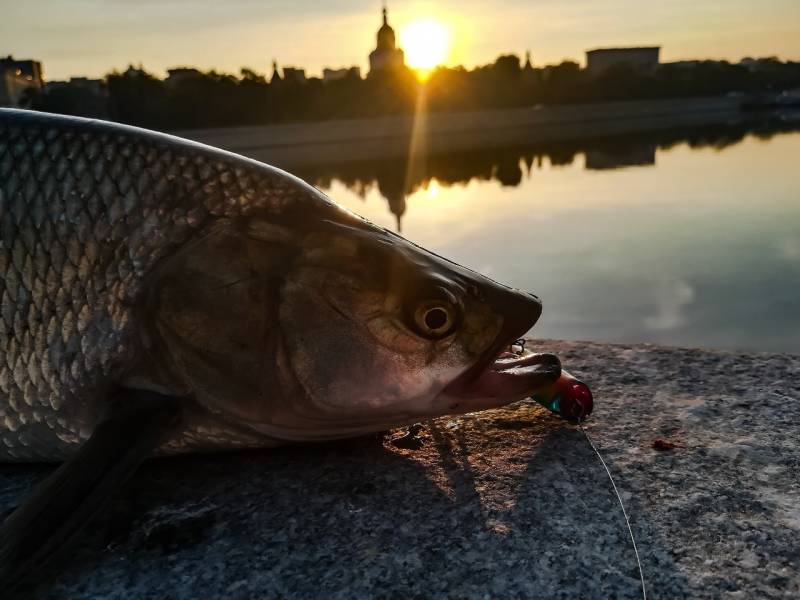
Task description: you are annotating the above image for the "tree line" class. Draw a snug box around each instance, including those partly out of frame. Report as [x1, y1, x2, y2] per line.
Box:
[32, 55, 800, 130]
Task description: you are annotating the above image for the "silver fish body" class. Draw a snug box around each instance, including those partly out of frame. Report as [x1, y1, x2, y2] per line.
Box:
[0, 109, 334, 459]
[0, 109, 558, 463]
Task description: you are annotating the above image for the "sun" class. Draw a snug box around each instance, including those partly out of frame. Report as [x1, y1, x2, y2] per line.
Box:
[400, 18, 451, 74]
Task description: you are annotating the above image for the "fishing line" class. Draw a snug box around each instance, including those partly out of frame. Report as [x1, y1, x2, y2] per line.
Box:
[510, 344, 646, 598]
[577, 422, 647, 600]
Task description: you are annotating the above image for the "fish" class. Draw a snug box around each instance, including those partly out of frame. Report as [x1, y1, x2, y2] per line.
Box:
[0, 108, 561, 588]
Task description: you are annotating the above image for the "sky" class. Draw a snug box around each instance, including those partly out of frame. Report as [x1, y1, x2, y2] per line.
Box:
[2, 0, 799, 80]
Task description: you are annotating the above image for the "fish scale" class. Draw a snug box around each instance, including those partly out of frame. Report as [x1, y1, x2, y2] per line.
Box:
[0, 109, 312, 461]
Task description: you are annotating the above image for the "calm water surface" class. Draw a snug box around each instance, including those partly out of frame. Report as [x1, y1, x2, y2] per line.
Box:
[305, 124, 800, 353]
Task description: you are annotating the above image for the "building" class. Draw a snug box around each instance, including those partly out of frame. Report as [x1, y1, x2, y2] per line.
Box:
[323, 66, 361, 83]
[668, 60, 702, 70]
[281, 67, 307, 84]
[1, 70, 34, 106]
[521, 50, 538, 85]
[121, 65, 150, 78]
[523, 50, 534, 71]
[268, 61, 308, 85]
[47, 77, 105, 95]
[585, 47, 660, 76]
[165, 68, 202, 87]
[0, 55, 43, 107]
[584, 143, 656, 170]
[270, 60, 282, 84]
[368, 6, 405, 76]
[0, 55, 43, 84]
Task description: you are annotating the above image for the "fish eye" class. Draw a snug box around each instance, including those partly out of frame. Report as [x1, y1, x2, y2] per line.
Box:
[413, 301, 458, 339]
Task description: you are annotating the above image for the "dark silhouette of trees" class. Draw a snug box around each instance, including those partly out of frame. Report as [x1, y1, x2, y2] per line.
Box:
[34, 57, 800, 129]
[107, 68, 168, 128]
[38, 85, 107, 117]
[538, 61, 583, 103]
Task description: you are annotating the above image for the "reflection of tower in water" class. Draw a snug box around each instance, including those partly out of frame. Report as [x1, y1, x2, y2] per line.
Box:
[374, 166, 408, 232]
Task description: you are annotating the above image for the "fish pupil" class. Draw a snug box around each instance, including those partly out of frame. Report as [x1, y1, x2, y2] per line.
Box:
[424, 307, 449, 330]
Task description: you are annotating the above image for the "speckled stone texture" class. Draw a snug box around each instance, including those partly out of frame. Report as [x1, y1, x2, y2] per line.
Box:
[1, 340, 798, 599]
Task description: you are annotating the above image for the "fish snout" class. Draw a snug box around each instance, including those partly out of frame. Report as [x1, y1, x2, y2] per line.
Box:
[480, 283, 543, 342]
[442, 280, 557, 407]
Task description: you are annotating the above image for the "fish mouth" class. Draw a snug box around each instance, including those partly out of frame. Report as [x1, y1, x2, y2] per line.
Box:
[444, 310, 562, 403]
[445, 348, 561, 401]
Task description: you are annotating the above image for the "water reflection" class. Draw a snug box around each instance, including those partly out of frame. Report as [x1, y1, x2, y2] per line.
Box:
[301, 113, 800, 353]
[584, 143, 655, 170]
[296, 114, 800, 230]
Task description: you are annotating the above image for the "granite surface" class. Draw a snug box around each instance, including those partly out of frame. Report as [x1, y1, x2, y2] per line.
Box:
[1, 340, 798, 599]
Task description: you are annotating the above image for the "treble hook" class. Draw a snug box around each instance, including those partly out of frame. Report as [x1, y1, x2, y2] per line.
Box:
[510, 338, 526, 355]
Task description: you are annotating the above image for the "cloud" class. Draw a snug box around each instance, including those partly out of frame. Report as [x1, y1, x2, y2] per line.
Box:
[777, 237, 800, 261]
[644, 279, 695, 331]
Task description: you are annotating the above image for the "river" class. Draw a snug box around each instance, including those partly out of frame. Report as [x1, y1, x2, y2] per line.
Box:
[293, 115, 800, 353]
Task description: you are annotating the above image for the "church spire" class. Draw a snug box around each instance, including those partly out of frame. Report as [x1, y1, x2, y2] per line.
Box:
[376, 3, 396, 51]
[270, 59, 282, 84]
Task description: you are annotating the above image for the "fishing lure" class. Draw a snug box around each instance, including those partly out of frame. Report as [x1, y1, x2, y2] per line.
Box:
[507, 339, 593, 421]
[528, 370, 594, 422]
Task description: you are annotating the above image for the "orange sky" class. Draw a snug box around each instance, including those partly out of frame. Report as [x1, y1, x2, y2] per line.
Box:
[3, 0, 799, 80]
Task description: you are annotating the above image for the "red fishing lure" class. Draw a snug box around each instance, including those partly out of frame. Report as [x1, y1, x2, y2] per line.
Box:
[529, 370, 593, 421]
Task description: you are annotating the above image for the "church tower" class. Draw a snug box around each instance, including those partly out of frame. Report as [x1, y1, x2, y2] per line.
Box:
[270, 59, 282, 84]
[368, 5, 405, 76]
[377, 7, 396, 50]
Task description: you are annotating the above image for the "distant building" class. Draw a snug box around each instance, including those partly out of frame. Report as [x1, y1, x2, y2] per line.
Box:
[368, 6, 405, 76]
[0, 55, 43, 83]
[584, 143, 656, 170]
[521, 50, 538, 85]
[281, 67, 307, 84]
[668, 60, 702, 69]
[0, 55, 43, 107]
[739, 57, 783, 72]
[523, 50, 534, 71]
[166, 67, 202, 87]
[270, 60, 282, 84]
[68, 77, 104, 94]
[46, 77, 106, 97]
[323, 66, 361, 83]
[121, 65, 150, 78]
[585, 47, 660, 76]
[1, 70, 34, 106]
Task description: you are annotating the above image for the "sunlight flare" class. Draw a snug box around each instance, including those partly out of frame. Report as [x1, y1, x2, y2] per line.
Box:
[400, 18, 451, 73]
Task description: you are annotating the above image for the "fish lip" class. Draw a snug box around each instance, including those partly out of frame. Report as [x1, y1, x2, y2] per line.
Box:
[445, 347, 562, 401]
[443, 310, 561, 400]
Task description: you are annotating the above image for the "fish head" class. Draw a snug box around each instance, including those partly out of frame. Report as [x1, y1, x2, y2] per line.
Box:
[279, 219, 562, 431]
[148, 180, 560, 441]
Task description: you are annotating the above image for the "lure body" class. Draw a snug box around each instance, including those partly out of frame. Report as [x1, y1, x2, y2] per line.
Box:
[529, 370, 593, 421]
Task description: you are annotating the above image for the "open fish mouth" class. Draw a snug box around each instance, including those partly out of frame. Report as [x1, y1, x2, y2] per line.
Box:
[442, 287, 561, 404]
[446, 350, 562, 400]
[444, 337, 561, 402]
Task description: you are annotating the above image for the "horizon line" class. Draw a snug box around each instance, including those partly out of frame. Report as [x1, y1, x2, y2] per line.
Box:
[19, 51, 800, 83]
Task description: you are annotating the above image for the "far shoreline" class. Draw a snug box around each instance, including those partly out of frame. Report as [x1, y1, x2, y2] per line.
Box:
[174, 95, 754, 168]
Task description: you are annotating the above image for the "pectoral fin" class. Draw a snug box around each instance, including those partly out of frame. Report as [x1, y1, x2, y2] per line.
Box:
[0, 388, 183, 591]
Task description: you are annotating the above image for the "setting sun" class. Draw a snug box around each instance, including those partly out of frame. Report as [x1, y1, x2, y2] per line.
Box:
[400, 19, 451, 73]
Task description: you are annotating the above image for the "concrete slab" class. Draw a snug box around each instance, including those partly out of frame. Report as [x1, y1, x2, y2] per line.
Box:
[2, 340, 798, 599]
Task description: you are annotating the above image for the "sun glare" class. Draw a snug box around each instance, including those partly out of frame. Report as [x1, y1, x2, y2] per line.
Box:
[400, 19, 451, 74]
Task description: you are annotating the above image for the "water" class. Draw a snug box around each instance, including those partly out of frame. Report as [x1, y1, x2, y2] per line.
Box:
[298, 118, 800, 354]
